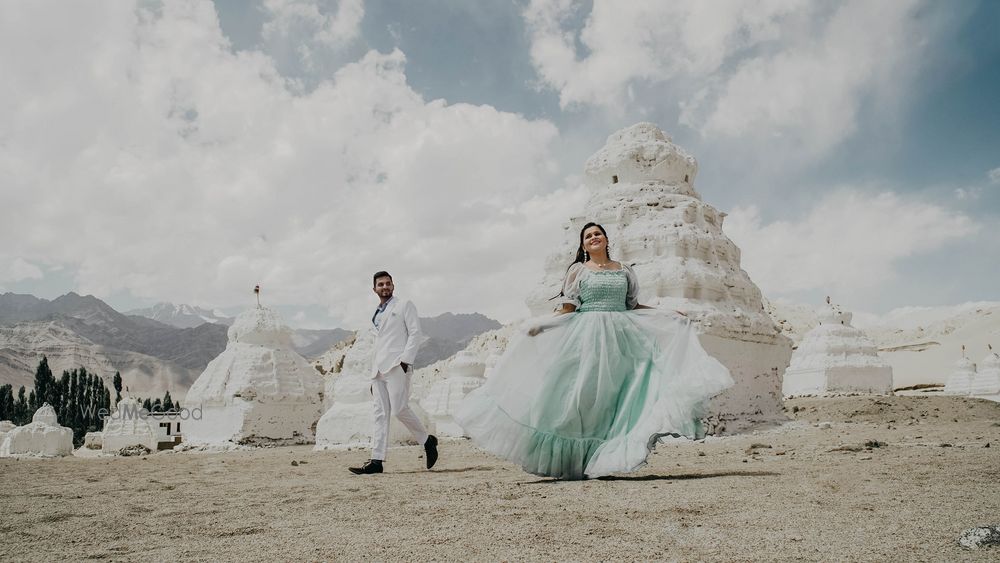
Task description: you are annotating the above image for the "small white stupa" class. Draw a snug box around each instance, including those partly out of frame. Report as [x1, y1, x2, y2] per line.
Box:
[483, 353, 501, 378]
[944, 346, 976, 396]
[183, 303, 324, 446]
[101, 396, 159, 453]
[420, 351, 487, 437]
[526, 123, 792, 430]
[969, 345, 1000, 396]
[0, 404, 73, 457]
[782, 298, 894, 396]
[0, 420, 16, 445]
[314, 330, 430, 450]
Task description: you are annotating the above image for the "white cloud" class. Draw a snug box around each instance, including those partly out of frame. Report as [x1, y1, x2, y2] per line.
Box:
[263, 0, 364, 47]
[989, 167, 1000, 184]
[0, 0, 572, 326]
[262, 0, 365, 72]
[0, 258, 44, 284]
[724, 189, 979, 299]
[523, 0, 946, 158]
[523, 0, 801, 109]
[955, 187, 981, 200]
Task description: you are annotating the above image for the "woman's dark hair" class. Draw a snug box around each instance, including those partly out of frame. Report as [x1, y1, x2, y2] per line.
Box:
[551, 222, 610, 301]
[571, 222, 610, 268]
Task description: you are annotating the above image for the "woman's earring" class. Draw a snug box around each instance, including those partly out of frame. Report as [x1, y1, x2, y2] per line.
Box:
[584, 251, 589, 261]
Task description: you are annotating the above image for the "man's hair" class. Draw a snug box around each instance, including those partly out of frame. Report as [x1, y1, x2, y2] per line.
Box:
[373, 270, 392, 287]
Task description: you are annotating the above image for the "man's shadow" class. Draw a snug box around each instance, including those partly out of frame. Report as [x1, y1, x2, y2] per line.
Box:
[392, 465, 498, 475]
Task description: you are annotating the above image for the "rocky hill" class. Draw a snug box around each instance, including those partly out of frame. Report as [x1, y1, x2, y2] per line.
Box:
[0, 292, 227, 399]
[1, 293, 500, 399]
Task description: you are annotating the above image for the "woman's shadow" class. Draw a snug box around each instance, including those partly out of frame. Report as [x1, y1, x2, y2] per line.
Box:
[524, 470, 780, 484]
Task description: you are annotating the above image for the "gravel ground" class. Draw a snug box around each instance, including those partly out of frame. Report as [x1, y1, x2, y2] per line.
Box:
[2, 395, 999, 561]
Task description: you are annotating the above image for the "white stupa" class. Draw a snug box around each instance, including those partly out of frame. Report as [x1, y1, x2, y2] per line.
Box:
[420, 351, 487, 437]
[526, 123, 792, 431]
[944, 346, 976, 395]
[483, 353, 501, 378]
[969, 345, 1000, 396]
[782, 298, 894, 396]
[314, 330, 430, 450]
[101, 396, 159, 453]
[0, 420, 16, 445]
[0, 403, 73, 457]
[183, 306, 324, 446]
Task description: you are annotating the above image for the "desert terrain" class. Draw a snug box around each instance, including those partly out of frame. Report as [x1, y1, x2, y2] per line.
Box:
[2, 395, 998, 561]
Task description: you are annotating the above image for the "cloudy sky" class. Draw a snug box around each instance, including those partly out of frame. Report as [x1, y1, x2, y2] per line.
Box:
[2, 0, 998, 328]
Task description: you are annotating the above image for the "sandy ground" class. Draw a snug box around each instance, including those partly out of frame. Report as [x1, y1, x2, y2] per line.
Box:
[2, 395, 999, 562]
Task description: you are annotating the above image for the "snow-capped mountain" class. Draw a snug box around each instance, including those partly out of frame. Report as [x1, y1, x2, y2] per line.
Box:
[127, 302, 352, 359]
[126, 302, 234, 329]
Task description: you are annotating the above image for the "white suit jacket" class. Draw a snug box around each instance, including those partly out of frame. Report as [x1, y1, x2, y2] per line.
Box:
[370, 297, 427, 378]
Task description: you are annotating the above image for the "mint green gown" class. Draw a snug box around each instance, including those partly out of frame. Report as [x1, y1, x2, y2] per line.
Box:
[454, 264, 734, 480]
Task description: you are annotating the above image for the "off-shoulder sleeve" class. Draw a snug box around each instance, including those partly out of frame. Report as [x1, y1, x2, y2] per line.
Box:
[558, 263, 584, 310]
[624, 264, 640, 310]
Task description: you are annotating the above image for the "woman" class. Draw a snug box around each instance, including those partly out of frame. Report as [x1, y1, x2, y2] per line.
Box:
[455, 222, 733, 480]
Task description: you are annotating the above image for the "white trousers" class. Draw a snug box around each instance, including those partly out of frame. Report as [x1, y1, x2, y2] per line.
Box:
[371, 365, 429, 460]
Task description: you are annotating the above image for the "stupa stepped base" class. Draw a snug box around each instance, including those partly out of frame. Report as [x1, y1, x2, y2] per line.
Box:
[943, 378, 972, 395]
[783, 366, 894, 396]
[313, 400, 430, 451]
[699, 334, 791, 432]
[430, 418, 466, 439]
[0, 423, 73, 457]
[968, 375, 1000, 396]
[184, 401, 319, 446]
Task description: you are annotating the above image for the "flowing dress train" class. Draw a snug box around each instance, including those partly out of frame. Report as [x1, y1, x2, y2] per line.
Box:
[455, 266, 734, 480]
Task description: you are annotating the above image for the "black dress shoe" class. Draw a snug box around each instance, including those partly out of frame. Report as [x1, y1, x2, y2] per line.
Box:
[424, 435, 439, 470]
[348, 459, 383, 475]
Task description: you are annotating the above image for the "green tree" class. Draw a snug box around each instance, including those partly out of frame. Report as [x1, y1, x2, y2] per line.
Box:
[55, 370, 69, 425]
[33, 356, 53, 409]
[14, 386, 28, 425]
[112, 372, 122, 404]
[70, 370, 79, 413]
[163, 391, 174, 411]
[0, 384, 13, 421]
[82, 373, 93, 431]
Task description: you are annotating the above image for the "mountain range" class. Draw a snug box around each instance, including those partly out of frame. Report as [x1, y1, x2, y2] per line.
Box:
[125, 302, 233, 329]
[0, 292, 500, 400]
[0, 292, 228, 400]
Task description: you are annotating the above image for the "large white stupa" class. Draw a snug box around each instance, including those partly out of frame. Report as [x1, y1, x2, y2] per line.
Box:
[183, 306, 324, 446]
[969, 345, 1000, 396]
[101, 396, 159, 453]
[420, 351, 487, 438]
[782, 298, 894, 396]
[313, 330, 430, 450]
[0, 403, 73, 457]
[943, 347, 977, 396]
[526, 123, 792, 431]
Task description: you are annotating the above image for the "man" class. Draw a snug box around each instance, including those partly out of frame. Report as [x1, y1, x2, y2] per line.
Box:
[349, 271, 439, 475]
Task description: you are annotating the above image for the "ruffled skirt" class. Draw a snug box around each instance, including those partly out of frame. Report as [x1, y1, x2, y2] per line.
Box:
[454, 310, 733, 480]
